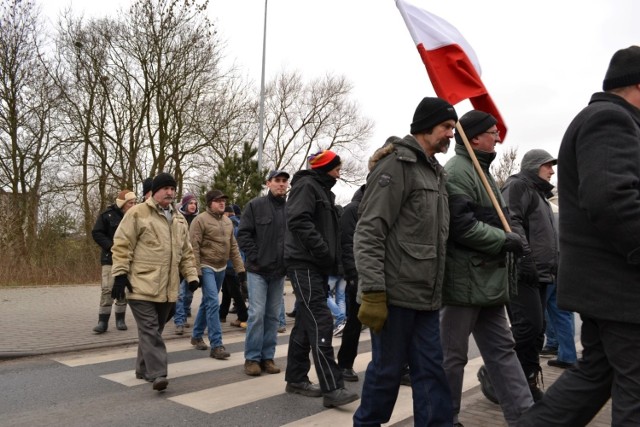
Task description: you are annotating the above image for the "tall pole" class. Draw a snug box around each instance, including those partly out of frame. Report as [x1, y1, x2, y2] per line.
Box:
[257, 0, 268, 174]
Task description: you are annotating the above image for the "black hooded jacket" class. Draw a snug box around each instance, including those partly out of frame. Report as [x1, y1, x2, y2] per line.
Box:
[284, 169, 341, 274]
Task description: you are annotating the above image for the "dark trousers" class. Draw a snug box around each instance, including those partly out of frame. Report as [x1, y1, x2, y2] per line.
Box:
[508, 282, 547, 377]
[353, 306, 453, 426]
[518, 315, 640, 426]
[128, 299, 174, 380]
[337, 279, 361, 369]
[219, 272, 248, 322]
[285, 268, 343, 393]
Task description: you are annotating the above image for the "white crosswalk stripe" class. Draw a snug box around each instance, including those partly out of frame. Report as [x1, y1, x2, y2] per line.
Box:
[54, 329, 484, 425]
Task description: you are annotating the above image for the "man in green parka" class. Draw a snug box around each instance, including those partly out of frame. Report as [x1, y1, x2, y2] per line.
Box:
[440, 110, 532, 427]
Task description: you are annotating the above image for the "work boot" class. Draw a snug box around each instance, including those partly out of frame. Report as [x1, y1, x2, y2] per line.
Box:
[527, 369, 545, 402]
[210, 345, 230, 360]
[190, 337, 208, 350]
[260, 359, 281, 374]
[322, 387, 359, 408]
[115, 312, 128, 331]
[244, 360, 261, 376]
[93, 314, 110, 334]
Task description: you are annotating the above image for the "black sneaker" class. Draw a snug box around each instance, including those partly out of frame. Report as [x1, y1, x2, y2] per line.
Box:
[341, 368, 359, 382]
[323, 387, 359, 408]
[152, 376, 168, 391]
[540, 346, 558, 357]
[285, 381, 322, 397]
[547, 359, 575, 369]
[477, 365, 499, 404]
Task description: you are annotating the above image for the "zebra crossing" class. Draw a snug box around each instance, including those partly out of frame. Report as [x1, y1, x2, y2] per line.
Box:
[53, 330, 484, 425]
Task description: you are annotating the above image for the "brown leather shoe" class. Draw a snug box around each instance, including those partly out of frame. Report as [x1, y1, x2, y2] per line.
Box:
[244, 360, 261, 376]
[260, 359, 281, 374]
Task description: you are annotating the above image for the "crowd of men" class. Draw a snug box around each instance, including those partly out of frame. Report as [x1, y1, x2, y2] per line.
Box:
[90, 45, 640, 426]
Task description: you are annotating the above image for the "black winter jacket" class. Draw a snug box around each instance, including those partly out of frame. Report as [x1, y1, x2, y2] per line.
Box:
[502, 171, 558, 283]
[237, 191, 287, 277]
[91, 204, 124, 265]
[558, 92, 640, 323]
[341, 185, 365, 281]
[284, 170, 341, 275]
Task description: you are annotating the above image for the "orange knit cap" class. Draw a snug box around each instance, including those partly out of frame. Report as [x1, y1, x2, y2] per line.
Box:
[308, 150, 341, 173]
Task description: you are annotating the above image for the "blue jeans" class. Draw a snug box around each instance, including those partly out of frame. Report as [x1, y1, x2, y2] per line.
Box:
[244, 272, 285, 362]
[174, 279, 193, 326]
[354, 306, 453, 426]
[279, 295, 286, 328]
[192, 267, 225, 348]
[327, 275, 346, 326]
[545, 283, 577, 363]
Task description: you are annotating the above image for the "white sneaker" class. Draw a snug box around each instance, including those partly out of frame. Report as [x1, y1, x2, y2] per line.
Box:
[333, 321, 346, 337]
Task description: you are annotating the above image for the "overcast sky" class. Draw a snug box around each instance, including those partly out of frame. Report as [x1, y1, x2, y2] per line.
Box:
[41, 0, 640, 201]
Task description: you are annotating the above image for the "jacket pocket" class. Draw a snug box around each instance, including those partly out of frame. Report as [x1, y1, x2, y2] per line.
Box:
[130, 262, 162, 297]
[397, 241, 437, 285]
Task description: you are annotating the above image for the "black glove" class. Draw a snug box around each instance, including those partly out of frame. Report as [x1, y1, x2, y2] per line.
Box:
[518, 255, 539, 285]
[111, 275, 132, 300]
[188, 280, 200, 293]
[238, 271, 247, 284]
[502, 232, 524, 256]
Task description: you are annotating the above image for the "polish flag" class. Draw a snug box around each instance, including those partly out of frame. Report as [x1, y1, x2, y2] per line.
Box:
[396, 0, 507, 141]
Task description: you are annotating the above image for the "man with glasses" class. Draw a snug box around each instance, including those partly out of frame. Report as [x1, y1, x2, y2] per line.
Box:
[189, 189, 246, 360]
[440, 110, 533, 426]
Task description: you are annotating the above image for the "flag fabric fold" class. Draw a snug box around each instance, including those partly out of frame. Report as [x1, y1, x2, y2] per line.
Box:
[396, 0, 507, 140]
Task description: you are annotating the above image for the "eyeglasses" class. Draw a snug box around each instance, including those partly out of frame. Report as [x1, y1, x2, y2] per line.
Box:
[483, 130, 500, 137]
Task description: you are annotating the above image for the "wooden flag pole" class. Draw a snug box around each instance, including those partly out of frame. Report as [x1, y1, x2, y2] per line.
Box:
[455, 122, 511, 233]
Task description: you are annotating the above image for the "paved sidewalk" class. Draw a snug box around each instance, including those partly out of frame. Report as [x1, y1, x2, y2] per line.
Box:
[0, 283, 296, 358]
[0, 284, 613, 425]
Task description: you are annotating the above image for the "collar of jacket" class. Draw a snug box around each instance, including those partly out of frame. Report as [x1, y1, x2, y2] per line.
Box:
[454, 142, 497, 169]
[520, 170, 555, 198]
[147, 196, 175, 213]
[397, 135, 444, 171]
[590, 91, 640, 119]
[267, 191, 286, 205]
[205, 207, 224, 219]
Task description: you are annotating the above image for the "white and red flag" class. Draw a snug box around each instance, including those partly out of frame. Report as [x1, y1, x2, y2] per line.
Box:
[396, 0, 508, 140]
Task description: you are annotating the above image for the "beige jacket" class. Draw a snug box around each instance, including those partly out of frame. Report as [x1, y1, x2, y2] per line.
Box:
[111, 197, 198, 302]
[190, 208, 245, 274]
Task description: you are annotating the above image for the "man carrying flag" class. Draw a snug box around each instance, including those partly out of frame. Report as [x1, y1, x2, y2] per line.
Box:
[441, 111, 533, 426]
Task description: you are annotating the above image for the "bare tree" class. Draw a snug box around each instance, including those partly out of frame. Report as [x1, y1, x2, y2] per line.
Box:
[0, 0, 60, 256]
[261, 70, 373, 184]
[491, 146, 519, 189]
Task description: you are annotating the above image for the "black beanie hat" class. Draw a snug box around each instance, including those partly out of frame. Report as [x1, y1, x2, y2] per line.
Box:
[603, 45, 640, 91]
[454, 110, 498, 144]
[151, 172, 177, 195]
[410, 97, 458, 134]
[142, 177, 153, 197]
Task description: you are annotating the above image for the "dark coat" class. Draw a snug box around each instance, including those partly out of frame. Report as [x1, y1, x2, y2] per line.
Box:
[502, 171, 558, 283]
[91, 204, 124, 265]
[237, 191, 287, 277]
[284, 170, 341, 275]
[558, 92, 640, 323]
[340, 185, 365, 281]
